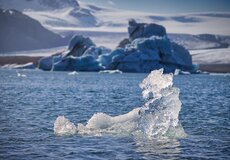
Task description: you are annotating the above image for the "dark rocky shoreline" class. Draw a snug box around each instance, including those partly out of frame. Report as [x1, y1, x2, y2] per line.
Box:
[0, 56, 42, 67]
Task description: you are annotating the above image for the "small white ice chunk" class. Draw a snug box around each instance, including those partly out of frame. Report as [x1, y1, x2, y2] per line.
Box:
[68, 71, 79, 75]
[54, 116, 77, 135]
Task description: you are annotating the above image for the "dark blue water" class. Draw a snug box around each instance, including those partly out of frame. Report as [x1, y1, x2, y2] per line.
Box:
[0, 69, 229, 159]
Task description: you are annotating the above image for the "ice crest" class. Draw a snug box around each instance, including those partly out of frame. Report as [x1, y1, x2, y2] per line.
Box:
[138, 69, 183, 138]
[54, 116, 77, 135]
[139, 69, 173, 100]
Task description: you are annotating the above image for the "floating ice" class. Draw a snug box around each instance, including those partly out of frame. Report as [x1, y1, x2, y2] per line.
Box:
[54, 69, 185, 138]
[138, 69, 182, 138]
[68, 71, 79, 75]
[17, 72, 27, 77]
[86, 108, 141, 130]
[99, 69, 122, 74]
[54, 116, 77, 135]
[139, 69, 172, 99]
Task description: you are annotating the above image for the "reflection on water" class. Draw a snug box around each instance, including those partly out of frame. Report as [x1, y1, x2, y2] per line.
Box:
[134, 137, 181, 159]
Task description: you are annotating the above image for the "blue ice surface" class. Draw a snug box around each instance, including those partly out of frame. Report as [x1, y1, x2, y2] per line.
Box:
[39, 35, 193, 73]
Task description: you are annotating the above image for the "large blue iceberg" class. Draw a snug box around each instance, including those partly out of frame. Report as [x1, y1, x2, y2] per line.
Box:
[39, 20, 194, 73]
[109, 36, 192, 73]
[128, 19, 167, 41]
[39, 35, 111, 71]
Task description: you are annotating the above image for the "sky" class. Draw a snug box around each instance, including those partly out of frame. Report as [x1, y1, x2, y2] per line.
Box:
[79, 0, 230, 14]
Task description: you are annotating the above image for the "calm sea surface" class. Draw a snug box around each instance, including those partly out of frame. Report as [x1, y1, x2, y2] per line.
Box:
[0, 69, 229, 159]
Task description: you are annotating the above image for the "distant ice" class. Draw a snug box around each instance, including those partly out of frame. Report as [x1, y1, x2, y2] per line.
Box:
[99, 69, 122, 74]
[68, 71, 79, 75]
[17, 72, 27, 77]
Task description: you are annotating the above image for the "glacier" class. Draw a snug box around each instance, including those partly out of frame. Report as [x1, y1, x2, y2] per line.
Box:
[39, 20, 194, 73]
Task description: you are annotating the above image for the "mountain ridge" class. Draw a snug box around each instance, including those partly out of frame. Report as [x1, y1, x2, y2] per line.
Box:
[0, 8, 67, 52]
[0, 0, 230, 50]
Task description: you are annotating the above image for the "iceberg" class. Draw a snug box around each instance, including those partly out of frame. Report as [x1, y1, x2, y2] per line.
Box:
[39, 20, 194, 73]
[112, 19, 193, 73]
[63, 35, 95, 58]
[38, 35, 111, 71]
[52, 55, 103, 71]
[128, 19, 167, 41]
[54, 69, 186, 138]
[38, 54, 62, 71]
[109, 36, 192, 73]
[98, 48, 125, 68]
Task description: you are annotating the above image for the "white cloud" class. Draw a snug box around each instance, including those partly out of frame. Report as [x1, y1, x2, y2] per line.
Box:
[108, 0, 115, 6]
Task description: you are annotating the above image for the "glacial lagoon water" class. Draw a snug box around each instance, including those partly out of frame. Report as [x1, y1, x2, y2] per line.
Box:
[0, 69, 229, 159]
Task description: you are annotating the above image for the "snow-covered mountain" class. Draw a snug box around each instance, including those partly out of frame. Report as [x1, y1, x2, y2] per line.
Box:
[168, 34, 230, 50]
[0, 0, 230, 51]
[0, 8, 66, 52]
[0, 0, 97, 28]
[0, 0, 80, 11]
[190, 47, 230, 64]
[1, 0, 230, 34]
